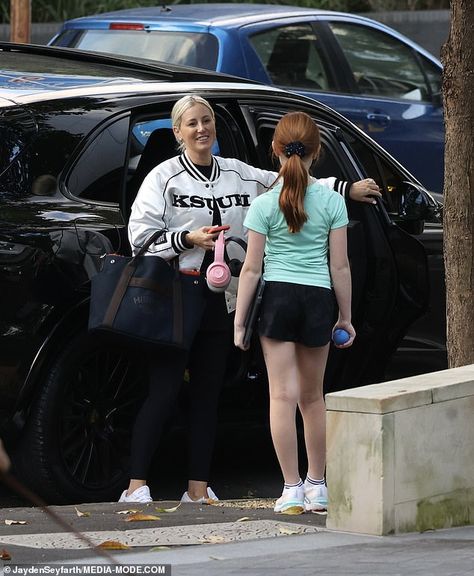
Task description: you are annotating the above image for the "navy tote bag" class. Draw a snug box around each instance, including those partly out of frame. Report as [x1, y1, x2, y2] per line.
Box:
[89, 231, 205, 350]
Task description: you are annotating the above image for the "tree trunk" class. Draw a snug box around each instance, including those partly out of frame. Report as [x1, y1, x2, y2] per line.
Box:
[10, 0, 30, 43]
[441, 0, 474, 367]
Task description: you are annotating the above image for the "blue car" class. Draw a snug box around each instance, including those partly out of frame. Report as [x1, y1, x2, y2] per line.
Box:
[50, 3, 444, 193]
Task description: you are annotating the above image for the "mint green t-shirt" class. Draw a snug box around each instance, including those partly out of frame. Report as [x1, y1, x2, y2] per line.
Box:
[244, 182, 349, 288]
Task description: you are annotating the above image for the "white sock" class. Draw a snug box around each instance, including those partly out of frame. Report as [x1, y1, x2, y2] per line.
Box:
[284, 479, 303, 490]
[305, 475, 325, 486]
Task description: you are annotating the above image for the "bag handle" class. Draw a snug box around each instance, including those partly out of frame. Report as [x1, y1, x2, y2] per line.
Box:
[104, 231, 174, 328]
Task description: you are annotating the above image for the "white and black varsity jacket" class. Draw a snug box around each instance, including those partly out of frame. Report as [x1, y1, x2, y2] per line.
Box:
[128, 152, 351, 311]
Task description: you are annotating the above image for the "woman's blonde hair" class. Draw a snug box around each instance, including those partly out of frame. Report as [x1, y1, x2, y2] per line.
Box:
[273, 112, 321, 233]
[171, 95, 215, 152]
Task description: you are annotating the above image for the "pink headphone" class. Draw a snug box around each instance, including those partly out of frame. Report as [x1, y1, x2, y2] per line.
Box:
[206, 231, 232, 292]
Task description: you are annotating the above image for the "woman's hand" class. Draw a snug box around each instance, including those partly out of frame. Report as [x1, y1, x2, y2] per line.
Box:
[332, 321, 356, 349]
[185, 226, 220, 251]
[349, 178, 382, 204]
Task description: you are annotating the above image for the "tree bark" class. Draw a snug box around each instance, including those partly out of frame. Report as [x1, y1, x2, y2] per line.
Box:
[10, 0, 30, 43]
[441, 0, 474, 367]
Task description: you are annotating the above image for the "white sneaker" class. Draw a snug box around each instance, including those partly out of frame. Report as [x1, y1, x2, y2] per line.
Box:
[118, 485, 153, 503]
[274, 485, 304, 513]
[181, 486, 219, 503]
[304, 483, 327, 512]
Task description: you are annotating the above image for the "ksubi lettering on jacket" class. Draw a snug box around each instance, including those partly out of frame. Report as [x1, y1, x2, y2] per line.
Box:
[172, 194, 251, 209]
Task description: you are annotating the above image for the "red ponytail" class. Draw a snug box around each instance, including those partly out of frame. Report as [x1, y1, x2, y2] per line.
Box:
[273, 112, 321, 233]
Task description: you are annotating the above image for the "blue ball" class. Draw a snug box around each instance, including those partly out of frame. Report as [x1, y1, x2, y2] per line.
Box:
[333, 329, 350, 345]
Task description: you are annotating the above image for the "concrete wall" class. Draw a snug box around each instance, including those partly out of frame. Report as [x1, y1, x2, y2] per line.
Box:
[364, 9, 450, 59]
[0, 10, 450, 59]
[326, 365, 474, 536]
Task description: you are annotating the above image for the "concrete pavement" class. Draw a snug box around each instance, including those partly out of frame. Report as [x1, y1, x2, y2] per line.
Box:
[0, 498, 472, 575]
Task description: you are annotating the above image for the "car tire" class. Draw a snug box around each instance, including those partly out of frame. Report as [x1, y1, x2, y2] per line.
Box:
[15, 332, 147, 504]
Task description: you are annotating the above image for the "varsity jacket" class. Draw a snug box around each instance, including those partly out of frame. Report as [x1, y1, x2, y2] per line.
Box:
[128, 152, 351, 311]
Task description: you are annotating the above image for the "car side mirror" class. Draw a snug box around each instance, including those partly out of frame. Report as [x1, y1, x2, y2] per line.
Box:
[396, 182, 442, 234]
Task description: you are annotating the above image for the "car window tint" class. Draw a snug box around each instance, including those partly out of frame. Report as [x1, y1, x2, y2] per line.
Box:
[249, 25, 331, 91]
[65, 30, 218, 70]
[126, 113, 225, 215]
[251, 110, 347, 182]
[313, 140, 347, 182]
[419, 56, 442, 99]
[329, 23, 430, 102]
[343, 129, 407, 215]
[67, 117, 128, 203]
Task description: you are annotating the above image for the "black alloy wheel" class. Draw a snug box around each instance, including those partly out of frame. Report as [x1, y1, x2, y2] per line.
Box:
[16, 332, 147, 504]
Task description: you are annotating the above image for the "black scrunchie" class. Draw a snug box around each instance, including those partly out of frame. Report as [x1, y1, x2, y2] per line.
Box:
[284, 141, 306, 158]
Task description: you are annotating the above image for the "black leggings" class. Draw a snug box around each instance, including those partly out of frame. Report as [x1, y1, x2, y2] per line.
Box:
[129, 292, 233, 482]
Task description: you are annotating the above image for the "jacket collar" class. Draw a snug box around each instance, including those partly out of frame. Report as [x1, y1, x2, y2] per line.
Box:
[179, 151, 220, 182]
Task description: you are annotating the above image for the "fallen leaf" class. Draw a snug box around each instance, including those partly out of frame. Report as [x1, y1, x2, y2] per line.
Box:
[0, 549, 11, 560]
[124, 513, 161, 522]
[97, 540, 131, 550]
[4, 519, 27, 525]
[116, 509, 139, 515]
[75, 507, 90, 517]
[278, 526, 302, 535]
[204, 498, 218, 505]
[279, 506, 305, 515]
[235, 516, 251, 522]
[155, 503, 181, 513]
[198, 535, 228, 544]
[148, 546, 171, 552]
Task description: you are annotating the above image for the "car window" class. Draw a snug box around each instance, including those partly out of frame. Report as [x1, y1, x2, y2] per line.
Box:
[125, 104, 241, 215]
[419, 56, 442, 98]
[329, 22, 432, 102]
[249, 109, 348, 183]
[67, 116, 129, 203]
[342, 128, 410, 215]
[249, 24, 332, 91]
[57, 30, 219, 70]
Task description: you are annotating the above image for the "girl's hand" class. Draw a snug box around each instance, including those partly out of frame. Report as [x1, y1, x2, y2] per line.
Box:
[234, 324, 249, 351]
[332, 321, 356, 348]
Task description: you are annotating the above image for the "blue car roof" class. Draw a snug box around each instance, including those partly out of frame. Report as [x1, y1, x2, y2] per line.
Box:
[59, 3, 441, 67]
[66, 3, 350, 28]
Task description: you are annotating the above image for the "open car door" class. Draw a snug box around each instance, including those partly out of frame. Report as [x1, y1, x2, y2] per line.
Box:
[244, 104, 431, 392]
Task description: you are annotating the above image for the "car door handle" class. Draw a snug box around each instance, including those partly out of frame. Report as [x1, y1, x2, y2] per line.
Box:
[366, 113, 391, 125]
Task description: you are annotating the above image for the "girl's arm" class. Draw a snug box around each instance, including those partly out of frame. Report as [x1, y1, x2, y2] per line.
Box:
[234, 230, 266, 350]
[329, 226, 356, 348]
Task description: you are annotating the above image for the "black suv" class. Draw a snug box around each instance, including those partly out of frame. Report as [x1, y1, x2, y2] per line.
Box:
[0, 43, 443, 504]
